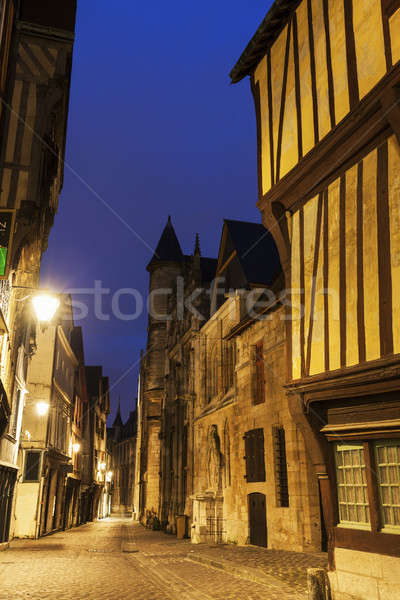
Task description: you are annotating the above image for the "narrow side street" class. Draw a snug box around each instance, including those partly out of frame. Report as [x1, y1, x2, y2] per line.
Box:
[0, 518, 327, 600]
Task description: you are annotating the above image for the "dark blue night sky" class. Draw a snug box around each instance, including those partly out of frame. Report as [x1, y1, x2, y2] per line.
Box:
[40, 0, 274, 423]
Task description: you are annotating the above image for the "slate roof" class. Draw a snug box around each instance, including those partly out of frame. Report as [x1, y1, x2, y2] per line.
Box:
[122, 410, 137, 439]
[200, 257, 218, 283]
[224, 219, 281, 286]
[230, 0, 299, 83]
[20, 0, 78, 33]
[85, 366, 102, 398]
[109, 407, 137, 443]
[70, 326, 84, 364]
[112, 399, 123, 428]
[147, 216, 183, 269]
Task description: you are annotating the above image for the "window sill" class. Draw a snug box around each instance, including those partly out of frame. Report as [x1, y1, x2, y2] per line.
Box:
[336, 522, 372, 531]
[380, 526, 400, 535]
[334, 525, 400, 557]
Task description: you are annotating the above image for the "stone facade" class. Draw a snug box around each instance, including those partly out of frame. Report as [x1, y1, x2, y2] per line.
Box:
[136, 217, 322, 552]
[85, 366, 111, 520]
[136, 218, 216, 528]
[0, 0, 77, 545]
[108, 403, 137, 515]
[14, 297, 79, 538]
[192, 295, 321, 551]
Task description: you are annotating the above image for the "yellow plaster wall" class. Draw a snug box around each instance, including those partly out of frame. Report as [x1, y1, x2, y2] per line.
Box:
[270, 25, 288, 181]
[353, 0, 386, 100]
[291, 136, 400, 381]
[390, 8, 400, 65]
[291, 212, 302, 380]
[303, 196, 319, 361]
[328, 0, 350, 124]
[280, 29, 299, 179]
[296, 0, 315, 156]
[362, 149, 380, 362]
[388, 135, 400, 354]
[312, 0, 330, 139]
[254, 0, 391, 197]
[254, 57, 271, 195]
[309, 218, 325, 375]
[327, 179, 341, 372]
[345, 164, 359, 367]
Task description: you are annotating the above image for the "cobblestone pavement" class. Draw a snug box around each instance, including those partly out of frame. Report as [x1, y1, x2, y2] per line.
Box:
[0, 518, 327, 600]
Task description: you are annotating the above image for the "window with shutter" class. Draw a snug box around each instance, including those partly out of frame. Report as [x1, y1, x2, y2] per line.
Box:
[244, 429, 265, 483]
[24, 451, 41, 482]
[253, 341, 265, 405]
[273, 427, 289, 507]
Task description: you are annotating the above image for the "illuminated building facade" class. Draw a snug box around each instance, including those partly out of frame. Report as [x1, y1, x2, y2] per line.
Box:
[0, 0, 77, 545]
[231, 0, 400, 597]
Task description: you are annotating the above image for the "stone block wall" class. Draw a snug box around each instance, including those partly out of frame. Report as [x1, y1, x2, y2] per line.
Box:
[329, 548, 400, 600]
[192, 297, 322, 551]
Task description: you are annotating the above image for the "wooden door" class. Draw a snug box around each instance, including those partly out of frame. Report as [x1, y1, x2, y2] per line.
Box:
[0, 466, 16, 543]
[248, 492, 267, 547]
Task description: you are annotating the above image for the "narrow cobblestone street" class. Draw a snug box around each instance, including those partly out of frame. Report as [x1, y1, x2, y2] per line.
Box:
[0, 518, 327, 600]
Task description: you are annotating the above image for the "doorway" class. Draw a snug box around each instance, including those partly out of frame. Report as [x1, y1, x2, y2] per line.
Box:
[0, 465, 17, 543]
[319, 487, 328, 551]
[248, 492, 267, 547]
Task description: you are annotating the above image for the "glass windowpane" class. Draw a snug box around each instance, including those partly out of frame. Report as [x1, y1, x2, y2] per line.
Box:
[375, 440, 400, 531]
[335, 444, 370, 527]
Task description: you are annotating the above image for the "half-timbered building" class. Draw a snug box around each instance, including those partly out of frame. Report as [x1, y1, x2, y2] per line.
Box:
[231, 0, 400, 598]
[0, 0, 76, 545]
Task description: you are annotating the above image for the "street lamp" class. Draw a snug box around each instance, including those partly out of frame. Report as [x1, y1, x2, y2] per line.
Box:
[72, 442, 81, 453]
[32, 293, 60, 323]
[36, 401, 49, 416]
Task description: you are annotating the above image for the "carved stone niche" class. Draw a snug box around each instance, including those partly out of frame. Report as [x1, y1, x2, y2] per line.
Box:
[207, 424, 222, 492]
[190, 425, 224, 544]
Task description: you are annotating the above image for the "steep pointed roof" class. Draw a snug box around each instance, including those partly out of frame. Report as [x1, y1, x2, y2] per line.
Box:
[221, 219, 282, 287]
[193, 233, 201, 257]
[112, 397, 123, 428]
[147, 216, 183, 269]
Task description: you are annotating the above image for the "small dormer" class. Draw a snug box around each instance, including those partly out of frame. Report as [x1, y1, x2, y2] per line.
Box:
[211, 219, 282, 313]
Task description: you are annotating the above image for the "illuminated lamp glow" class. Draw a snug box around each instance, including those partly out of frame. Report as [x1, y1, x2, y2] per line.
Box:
[32, 294, 60, 323]
[36, 401, 49, 416]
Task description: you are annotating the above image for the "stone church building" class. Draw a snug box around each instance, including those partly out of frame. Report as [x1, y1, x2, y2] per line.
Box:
[135, 216, 322, 552]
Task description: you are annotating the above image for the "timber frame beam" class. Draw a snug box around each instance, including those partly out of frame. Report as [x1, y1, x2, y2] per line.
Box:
[285, 354, 400, 408]
[380, 84, 400, 146]
[257, 65, 400, 215]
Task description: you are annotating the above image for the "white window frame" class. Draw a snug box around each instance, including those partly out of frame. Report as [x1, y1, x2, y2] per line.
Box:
[374, 439, 400, 534]
[335, 443, 371, 530]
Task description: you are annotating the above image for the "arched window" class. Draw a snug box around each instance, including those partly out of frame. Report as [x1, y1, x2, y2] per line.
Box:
[208, 344, 219, 401]
[223, 341, 235, 393]
[223, 419, 231, 487]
